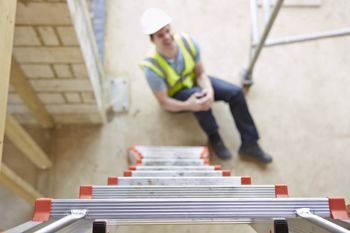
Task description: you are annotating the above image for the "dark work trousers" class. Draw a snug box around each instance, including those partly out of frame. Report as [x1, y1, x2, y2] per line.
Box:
[173, 76, 259, 145]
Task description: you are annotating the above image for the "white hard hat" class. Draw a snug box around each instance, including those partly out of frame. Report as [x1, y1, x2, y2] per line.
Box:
[140, 8, 172, 35]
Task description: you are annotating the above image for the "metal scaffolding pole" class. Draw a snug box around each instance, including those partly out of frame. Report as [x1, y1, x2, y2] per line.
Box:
[242, 0, 284, 87]
[250, 0, 260, 44]
[263, 27, 350, 47]
[242, 1, 350, 89]
[262, 0, 272, 24]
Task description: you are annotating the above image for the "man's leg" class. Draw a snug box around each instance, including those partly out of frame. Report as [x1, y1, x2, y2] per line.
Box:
[209, 76, 259, 144]
[209, 76, 272, 163]
[173, 87, 232, 160]
[173, 87, 218, 135]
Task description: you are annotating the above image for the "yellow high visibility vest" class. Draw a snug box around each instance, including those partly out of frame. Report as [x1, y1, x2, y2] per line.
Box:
[140, 33, 198, 96]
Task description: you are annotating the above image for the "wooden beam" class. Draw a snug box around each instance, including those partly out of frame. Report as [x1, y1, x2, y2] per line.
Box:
[5, 113, 52, 169]
[10, 57, 55, 128]
[0, 0, 17, 167]
[0, 163, 43, 204]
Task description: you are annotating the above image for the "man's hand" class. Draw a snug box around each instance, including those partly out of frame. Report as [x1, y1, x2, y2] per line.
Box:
[193, 62, 214, 111]
[200, 88, 214, 110]
[186, 90, 214, 112]
[153, 89, 214, 112]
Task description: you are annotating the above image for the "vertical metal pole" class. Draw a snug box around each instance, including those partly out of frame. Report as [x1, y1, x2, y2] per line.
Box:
[249, 0, 260, 67]
[250, 0, 260, 44]
[262, 0, 271, 24]
[242, 0, 284, 87]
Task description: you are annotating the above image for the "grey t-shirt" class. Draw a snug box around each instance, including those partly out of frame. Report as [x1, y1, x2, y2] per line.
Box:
[143, 36, 201, 92]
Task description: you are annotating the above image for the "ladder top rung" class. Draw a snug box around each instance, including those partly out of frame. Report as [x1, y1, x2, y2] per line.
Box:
[129, 145, 209, 158]
[32, 197, 347, 222]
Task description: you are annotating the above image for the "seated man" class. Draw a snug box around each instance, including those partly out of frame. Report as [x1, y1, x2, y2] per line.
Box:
[139, 8, 272, 163]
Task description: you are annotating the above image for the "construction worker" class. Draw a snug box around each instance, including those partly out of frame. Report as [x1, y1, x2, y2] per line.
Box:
[139, 8, 272, 163]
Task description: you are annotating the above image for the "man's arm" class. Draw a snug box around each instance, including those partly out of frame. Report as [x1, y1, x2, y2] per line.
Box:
[153, 90, 209, 112]
[194, 61, 214, 110]
[152, 61, 214, 112]
[144, 67, 199, 112]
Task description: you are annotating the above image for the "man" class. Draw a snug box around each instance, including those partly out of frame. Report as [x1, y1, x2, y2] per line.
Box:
[139, 8, 272, 163]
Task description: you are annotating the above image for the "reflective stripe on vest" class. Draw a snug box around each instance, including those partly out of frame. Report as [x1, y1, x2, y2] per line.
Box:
[140, 33, 197, 96]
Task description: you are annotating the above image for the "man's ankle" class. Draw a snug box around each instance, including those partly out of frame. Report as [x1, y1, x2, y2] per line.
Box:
[209, 132, 221, 143]
[208, 132, 232, 160]
[239, 142, 272, 164]
[240, 141, 258, 148]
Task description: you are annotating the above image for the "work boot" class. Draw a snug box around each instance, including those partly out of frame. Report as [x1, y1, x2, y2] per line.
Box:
[239, 143, 272, 164]
[208, 132, 232, 160]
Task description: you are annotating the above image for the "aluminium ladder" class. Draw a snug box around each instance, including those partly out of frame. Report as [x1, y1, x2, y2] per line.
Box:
[6, 145, 350, 233]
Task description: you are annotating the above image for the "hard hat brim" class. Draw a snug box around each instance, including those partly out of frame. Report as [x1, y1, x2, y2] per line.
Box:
[143, 19, 172, 35]
[140, 8, 172, 35]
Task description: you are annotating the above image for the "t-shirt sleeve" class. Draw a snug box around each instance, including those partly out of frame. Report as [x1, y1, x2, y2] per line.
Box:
[144, 67, 167, 92]
[191, 36, 201, 62]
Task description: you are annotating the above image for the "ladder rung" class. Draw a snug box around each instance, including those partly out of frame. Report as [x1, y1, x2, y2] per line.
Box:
[129, 165, 221, 171]
[131, 145, 208, 156]
[135, 154, 205, 159]
[35, 198, 331, 222]
[124, 170, 230, 177]
[80, 185, 282, 199]
[137, 159, 209, 166]
[129, 146, 209, 163]
[107, 177, 245, 186]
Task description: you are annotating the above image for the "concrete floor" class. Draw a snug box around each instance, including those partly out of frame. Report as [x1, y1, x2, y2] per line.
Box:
[1, 0, 350, 231]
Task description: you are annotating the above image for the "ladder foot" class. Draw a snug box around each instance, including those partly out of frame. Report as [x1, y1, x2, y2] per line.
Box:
[93, 220, 107, 233]
[274, 219, 289, 233]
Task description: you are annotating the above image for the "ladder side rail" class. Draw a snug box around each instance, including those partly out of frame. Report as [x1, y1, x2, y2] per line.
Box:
[34, 209, 87, 233]
[4, 221, 43, 233]
[329, 219, 350, 230]
[296, 208, 350, 233]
